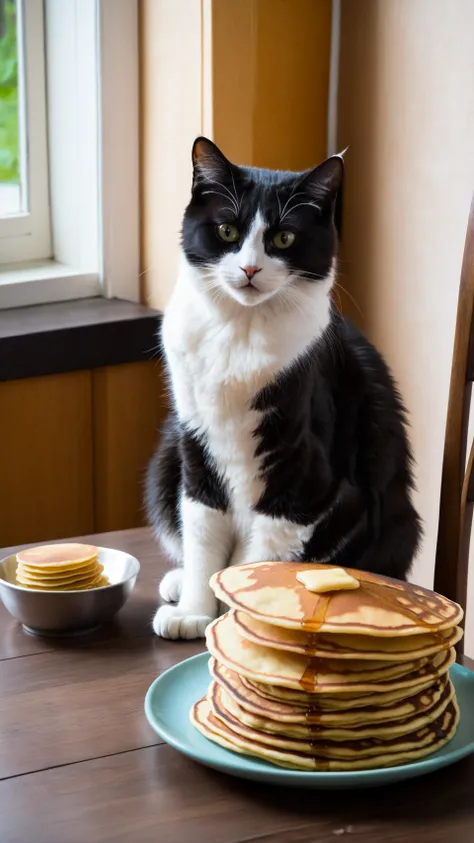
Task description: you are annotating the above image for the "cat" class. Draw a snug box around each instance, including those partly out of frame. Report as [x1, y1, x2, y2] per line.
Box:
[145, 136, 422, 640]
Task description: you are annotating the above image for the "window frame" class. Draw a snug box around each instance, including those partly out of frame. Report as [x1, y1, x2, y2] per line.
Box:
[0, 0, 52, 264]
[0, 0, 140, 310]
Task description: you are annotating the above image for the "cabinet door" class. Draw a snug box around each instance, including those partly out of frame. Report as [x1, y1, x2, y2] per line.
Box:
[92, 361, 169, 532]
[0, 371, 94, 546]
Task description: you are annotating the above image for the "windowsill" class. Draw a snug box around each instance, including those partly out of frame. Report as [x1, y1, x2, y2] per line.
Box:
[0, 260, 101, 309]
[0, 297, 162, 382]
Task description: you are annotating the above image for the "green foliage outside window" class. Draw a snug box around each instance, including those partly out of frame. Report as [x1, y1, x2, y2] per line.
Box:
[0, 0, 20, 184]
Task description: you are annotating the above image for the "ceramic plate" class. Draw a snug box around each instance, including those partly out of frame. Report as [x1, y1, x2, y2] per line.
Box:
[144, 652, 474, 789]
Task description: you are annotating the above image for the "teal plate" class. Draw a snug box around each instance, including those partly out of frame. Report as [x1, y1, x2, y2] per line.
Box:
[144, 652, 474, 789]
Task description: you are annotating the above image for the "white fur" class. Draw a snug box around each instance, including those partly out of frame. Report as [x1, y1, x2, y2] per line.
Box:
[154, 209, 334, 638]
[155, 525, 182, 566]
[153, 497, 232, 639]
[159, 568, 183, 602]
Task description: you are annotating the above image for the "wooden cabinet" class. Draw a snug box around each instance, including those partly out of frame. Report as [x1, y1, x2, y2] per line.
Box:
[0, 361, 167, 546]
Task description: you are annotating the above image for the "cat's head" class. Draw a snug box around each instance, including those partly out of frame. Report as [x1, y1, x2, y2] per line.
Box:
[181, 137, 343, 308]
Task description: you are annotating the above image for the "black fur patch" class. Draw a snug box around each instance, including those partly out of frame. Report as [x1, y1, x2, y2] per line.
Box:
[145, 414, 229, 543]
[180, 428, 229, 512]
[249, 312, 421, 579]
[145, 414, 182, 541]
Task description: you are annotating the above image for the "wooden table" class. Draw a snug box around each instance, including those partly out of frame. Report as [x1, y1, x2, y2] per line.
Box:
[1, 528, 474, 843]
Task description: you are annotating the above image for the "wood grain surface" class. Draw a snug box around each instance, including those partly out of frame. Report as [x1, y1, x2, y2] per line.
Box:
[0, 372, 94, 547]
[434, 190, 474, 621]
[92, 361, 168, 533]
[1, 528, 473, 843]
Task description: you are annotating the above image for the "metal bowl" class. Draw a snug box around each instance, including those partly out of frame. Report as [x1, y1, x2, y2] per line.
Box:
[0, 546, 140, 637]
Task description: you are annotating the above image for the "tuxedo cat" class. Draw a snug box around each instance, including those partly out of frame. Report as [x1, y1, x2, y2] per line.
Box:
[146, 137, 421, 639]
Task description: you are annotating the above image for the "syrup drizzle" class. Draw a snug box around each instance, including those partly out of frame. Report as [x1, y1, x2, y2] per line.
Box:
[217, 562, 461, 636]
[235, 610, 456, 660]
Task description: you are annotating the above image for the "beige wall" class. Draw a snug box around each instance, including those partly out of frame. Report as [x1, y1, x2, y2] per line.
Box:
[338, 0, 474, 652]
[140, 0, 204, 310]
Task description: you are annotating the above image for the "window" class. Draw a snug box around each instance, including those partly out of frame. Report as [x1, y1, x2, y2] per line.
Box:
[0, 0, 139, 309]
[0, 0, 51, 263]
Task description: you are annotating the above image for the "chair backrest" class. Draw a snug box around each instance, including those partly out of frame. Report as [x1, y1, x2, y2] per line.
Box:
[434, 192, 474, 650]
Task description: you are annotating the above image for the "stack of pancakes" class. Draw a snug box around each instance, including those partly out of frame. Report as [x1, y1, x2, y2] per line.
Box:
[191, 562, 463, 771]
[16, 543, 108, 591]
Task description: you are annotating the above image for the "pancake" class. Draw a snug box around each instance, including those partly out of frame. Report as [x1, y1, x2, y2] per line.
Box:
[242, 671, 446, 707]
[232, 610, 463, 661]
[210, 659, 452, 726]
[210, 679, 454, 741]
[17, 572, 107, 591]
[15, 543, 109, 591]
[54, 575, 109, 591]
[206, 612, 455, 693]
[191, 697, 460, 772]
[17, 563, 104, 587]
[208, 681, 455, 753]
[17, 560, 100, 580]
[210, 562, 463, 636]
[17, 543, 98, 570]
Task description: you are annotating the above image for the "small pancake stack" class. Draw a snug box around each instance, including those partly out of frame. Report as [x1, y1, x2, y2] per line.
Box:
[191, 562, 463, 771]
[16, 543, 108, 591]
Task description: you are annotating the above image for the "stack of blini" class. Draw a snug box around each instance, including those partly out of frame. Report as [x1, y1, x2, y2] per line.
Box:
[191, 562, 463, 771]
[16, 543, 108, 591]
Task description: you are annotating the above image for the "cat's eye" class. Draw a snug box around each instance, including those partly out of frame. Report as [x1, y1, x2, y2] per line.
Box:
[273, 231, 296, 249]
[216, 223, 239, 243]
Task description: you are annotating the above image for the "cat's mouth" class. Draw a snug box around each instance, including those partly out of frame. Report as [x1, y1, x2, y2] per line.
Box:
[224, 276, 276, 306]
[237, 282, 265, 299]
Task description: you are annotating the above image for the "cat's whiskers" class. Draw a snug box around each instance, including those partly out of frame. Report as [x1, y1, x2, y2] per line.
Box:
[285, 277, 344, 364]
[324, 321, 345, 365]
[276, 189, 282, 217]
[201, 277, 223, 292]
[276, 282, 312, 319]
[201, 174, 238, 204]
[279, 190, 320, 223]
[200, 172, 242, 217]
[333, 281, 364, 318]
[278, 184, 299, 220]
[200, 273, 227, 305]
[296, 270, 362, 316]
[280, 200, 321, 223]
[201, 190, 238, 217]
[228, 168, 244, 214]
[300, 266, 363, 318]
[298, 270, 325, 281]
[137, 265, 157, 280]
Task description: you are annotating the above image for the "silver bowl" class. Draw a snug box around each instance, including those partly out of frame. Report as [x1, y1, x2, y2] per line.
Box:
[0, 546, 140, 637]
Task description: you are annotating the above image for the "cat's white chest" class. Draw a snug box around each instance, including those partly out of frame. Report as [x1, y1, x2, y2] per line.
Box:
[163, 294, 271, 512]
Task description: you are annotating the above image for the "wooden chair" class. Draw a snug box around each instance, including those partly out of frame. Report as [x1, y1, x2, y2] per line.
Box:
[435, 192, 474, 656]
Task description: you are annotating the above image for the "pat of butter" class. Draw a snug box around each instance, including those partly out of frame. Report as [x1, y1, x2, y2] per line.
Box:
[296, 568, 360, 593]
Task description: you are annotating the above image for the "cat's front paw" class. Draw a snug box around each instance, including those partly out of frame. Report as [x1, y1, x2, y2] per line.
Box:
[153, 604, 213, 640]
[159, 569, 183, 603]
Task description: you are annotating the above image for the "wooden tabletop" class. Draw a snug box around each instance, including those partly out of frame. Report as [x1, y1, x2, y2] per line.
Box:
[1, 527, 474, 843]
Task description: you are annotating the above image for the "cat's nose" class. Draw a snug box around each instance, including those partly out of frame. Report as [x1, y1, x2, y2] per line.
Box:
[240, 265, 262, 280]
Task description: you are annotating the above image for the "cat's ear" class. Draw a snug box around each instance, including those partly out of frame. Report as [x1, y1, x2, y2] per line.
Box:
[299, 153, 345, 205]
[191, 137, 232, 187]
